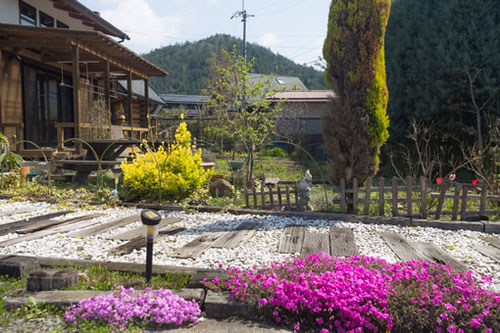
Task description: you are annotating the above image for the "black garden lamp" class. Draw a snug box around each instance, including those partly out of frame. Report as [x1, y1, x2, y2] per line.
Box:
[141, 209, 161, 282]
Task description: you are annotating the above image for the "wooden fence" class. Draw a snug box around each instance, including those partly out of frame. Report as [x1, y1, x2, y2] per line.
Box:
[244, 176, 500, 221]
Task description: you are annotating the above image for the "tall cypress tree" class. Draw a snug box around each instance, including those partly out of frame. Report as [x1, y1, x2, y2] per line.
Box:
[322, 0, 391, 185]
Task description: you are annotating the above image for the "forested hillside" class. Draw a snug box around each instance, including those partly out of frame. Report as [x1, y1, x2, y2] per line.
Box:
[142, 34, 326, 94]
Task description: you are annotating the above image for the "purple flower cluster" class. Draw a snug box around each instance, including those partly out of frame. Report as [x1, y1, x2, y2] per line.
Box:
[215, 253, 499, 332]
[64, 286, 200, 331]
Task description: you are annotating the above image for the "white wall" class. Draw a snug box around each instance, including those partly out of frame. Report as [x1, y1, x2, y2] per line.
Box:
[0, 0, 20, 24]
[24, 0, 91, 30]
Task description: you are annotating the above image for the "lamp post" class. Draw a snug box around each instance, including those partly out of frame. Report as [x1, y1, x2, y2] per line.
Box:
[141, 209, 161, 282]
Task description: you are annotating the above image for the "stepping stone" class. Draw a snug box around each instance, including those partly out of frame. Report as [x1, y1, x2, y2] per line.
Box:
[67, 214, 140, 238]
[278, 225, 306, 253]
[27, 269, 79, 291]
[212, 222, 260, 249]
[0, 255, 40, 278]
[378, 231, 428, 262]
[109, 226, 185, 256]
[0, 208, 31, 218]
[474, 245, 500, 263]
[109, 217, 182, 240]
[172, 234, 222, 259]
[0, 211, 72, 237]
[0, 214, 103, 247]
[300, 232, 330, 255]
[411, 242, 468, 271]
[329, 227, 358, 257]
[486, 237, 500, 250]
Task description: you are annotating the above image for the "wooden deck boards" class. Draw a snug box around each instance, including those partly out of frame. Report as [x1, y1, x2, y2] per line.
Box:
[412, 242, 468, 271]
[378, 231, 428, 262]
[329, 227, 358, 257]
[212, 222, 260, 249]
[67, 215, 140, 238]
[109, 226, 185, 256]
[109, 217, 182, 240]
[172, 234, 222, 259]
[0, 211, 72, 236]
[474, 245, 500, 263]
[300, 232, 330, 255]
[278, 225, 306, 254]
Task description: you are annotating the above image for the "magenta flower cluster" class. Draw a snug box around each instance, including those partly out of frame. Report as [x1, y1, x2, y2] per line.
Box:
[64, 286, 200, 331]
[215, 253, 499, 332]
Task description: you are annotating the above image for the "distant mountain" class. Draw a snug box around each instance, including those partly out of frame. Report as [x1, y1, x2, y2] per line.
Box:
[142, 34, 327, 95]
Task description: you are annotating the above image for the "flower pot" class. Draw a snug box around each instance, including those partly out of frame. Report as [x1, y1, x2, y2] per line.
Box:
[228, 160, 244, 171]
[20, 166, 30, 180]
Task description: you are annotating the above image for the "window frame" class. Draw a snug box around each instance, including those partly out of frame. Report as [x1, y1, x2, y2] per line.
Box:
[19, 0, 37, 26]
[39, 10, 55, 28]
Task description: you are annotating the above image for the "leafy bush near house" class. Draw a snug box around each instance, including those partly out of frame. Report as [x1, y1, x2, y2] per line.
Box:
[121, 122, 212, 202]
[214, 253, 499, 332]
[0, 132, 23, 172]
[259, 147, 288, 158]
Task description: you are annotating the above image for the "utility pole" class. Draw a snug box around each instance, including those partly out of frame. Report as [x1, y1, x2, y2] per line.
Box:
[231, 0, 254, 160]
[231, 0, 254, 65]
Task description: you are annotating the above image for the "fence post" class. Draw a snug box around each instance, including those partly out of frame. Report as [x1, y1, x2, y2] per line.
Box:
[378, 177, 385, 216]
[479, 185, 488, 217]
[451, 184, 461, 221]
[277, 186, 283, 208]
[392, 176, 398, 217]
[269, 185, 274, 208]
[260, 186, 266, 209]
[352, 178, 358, 214]
[294, 183, 299, 207]
[364, 178, 372, 215]
[252, 187, 257, 209]
[420, 176, 428, 219]
[435, 182, 448, 220]
[460, 186, 469, 221]
[245, 189, 249, 208]
[285, 185, 291, 210]
[406, 176, 413, 218]
[340, 178, 346, 213]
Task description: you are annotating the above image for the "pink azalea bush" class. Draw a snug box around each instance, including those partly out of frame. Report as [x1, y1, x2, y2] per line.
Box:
[213, 253, 499, 332]
[64, 286, 200, 331]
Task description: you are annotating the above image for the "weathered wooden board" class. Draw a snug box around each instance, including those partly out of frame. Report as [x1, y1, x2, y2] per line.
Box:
[329, 227, 358, 257]
[212, 222, 260, 249]
[109, 226, 185, 256]
[412, 242, 468, 271]
[278, 225, 306, 254]
[67, 215, 139, 238]
[301, 232, 330, 255]
[486, 237, 500, 250]
[109, 217, 182, 240]
[378, 231, 428, 262]
[172, 234, 222, 259]
[16, 214, 99, 234]
[474, 245, 500, 263]
[0, 208, 31, 218]
[0, 214, 103, 247]
[0, 211, 72, 236]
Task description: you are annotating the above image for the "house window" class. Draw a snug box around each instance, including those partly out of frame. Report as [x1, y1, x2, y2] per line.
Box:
[39, 11, 54, 28]
[56, 20, 69, 29]
[20, 1, 36, 26]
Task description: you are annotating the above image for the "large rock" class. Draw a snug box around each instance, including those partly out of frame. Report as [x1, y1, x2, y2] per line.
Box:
[0, 256, 40, 278]
[210, 179, 234, 197]
[27, 269, 79, 292]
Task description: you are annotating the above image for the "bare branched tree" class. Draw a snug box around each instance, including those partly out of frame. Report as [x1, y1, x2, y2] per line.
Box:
[274, 102, 308, 146]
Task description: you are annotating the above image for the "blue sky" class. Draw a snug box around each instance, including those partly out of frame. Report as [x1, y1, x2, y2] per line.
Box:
[79, 0, 331, 68]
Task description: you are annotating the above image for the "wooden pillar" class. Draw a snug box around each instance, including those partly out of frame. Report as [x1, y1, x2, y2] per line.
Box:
[126, 72, 133, 138]
[104, 61, 111, 114]
[144, 78, 150, 139]
[72, 45, 80, 139]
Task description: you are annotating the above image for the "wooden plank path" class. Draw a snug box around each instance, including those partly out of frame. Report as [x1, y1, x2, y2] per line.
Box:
[329, 227, 358, 257]
[17, 215, 97, 234]
[172, 234, 223, 259]
[278, 225, 306, 253]
[474, 245, 500, 263]
[0, 214, 103, 247]
[212, 222, 260, 249]
[486, 237, 500, 250]
[109, 217, 182, 240]
[301, 232, 330, 255]
[412, 242, 468, 271]
[378, 231, 428, 262]
[67, 215, 140, 238]
[0, 211, 73, 237]
[109, 226, 185, 256]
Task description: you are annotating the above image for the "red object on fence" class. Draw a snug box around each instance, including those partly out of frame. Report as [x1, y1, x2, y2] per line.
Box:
[472, 179, 478, 185]
[448, 174, 456, 181]
[436, 177, 443, 184]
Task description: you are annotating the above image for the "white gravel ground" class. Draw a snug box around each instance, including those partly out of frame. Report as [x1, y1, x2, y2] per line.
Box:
[0, 200, 498, 290]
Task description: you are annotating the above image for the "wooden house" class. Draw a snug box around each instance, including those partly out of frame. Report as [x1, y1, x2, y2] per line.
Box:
[0, 0, 167, 158]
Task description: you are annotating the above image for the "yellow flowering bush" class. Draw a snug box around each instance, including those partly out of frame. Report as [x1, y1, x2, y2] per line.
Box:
[121, 122, 212, 202]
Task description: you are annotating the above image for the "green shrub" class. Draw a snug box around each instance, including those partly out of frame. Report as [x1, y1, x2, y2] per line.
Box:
[259, 147, 288, 158]
[121, 121, 213, 202]
[0, 132, 23, 172]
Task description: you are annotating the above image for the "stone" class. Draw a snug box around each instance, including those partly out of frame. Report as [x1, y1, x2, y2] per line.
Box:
[0, 256, 39, 278]
[27, 269, 79, 292]
[210, 179, 234, 197]
[204, 290, 251, 319]
[3, 290, 111, 309]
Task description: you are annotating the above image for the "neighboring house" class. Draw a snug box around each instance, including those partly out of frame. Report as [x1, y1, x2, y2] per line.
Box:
[157, 94, 209, 118]
[248, 74, 308, 91]
[0, 0, 167, 158]
[268, 90, 335, 146]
